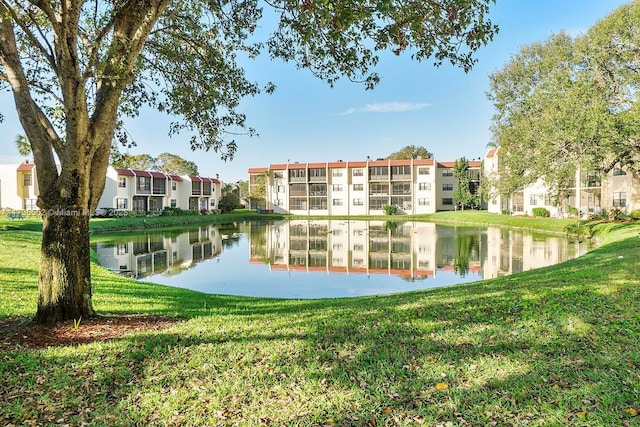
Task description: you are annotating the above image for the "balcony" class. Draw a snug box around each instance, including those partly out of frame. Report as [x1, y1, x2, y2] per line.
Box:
[369, 175, 389, 181]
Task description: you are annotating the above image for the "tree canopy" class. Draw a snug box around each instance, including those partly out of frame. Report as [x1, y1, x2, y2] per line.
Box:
[385, 145, 434, 160]
[487, 1, 640, 198]
[0, 0, 498, 324]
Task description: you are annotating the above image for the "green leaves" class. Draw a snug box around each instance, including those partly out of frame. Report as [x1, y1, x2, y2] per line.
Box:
[488, 1, 640, 194]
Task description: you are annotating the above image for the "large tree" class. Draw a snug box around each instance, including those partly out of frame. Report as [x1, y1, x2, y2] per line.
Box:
[0, 0, 497, 324]
[385, 145, 434, 160]
[487, 1, 640, 198]
[453, 157, 479, 210]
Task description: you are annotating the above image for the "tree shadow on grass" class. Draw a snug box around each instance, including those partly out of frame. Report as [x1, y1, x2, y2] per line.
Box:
[2, 235, 638, 425]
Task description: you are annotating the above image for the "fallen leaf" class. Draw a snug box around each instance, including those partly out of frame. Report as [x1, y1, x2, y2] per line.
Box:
[382, 407, 392, 414]
[623, 408, 638, 416]
[435, 382, 449, 390]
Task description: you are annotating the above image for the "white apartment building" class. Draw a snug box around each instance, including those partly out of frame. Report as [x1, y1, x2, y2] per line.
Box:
[484, 148, 640, 216]
[0, 161, 39, 210]
[97, 167, 222, 212]
[248, 158, 482, 215]
[0, 162, 223, 212]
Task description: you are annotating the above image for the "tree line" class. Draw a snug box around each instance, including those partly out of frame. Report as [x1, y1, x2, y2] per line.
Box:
[487, 1, 640, 200]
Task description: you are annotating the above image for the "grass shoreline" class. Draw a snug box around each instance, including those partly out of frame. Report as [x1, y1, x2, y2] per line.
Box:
[1, 212, 638, 426]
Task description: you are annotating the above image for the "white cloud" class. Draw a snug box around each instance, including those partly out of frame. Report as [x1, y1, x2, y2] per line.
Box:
[364, 102, 430, 112]
[337, 102, 429, 116]
[337, 107, 355, 116]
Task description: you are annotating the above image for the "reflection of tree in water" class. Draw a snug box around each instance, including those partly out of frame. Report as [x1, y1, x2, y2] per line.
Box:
[249, 221, 270, 262]
[453, 232, 479, 276]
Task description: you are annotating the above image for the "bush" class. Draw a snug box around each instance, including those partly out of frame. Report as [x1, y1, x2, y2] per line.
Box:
[630, 209, 640, 220]
[588, 209, 609, 221]
[532, 207, 550, 217]
[382, 205, 398, 215]
[609, 207, 628, 221]
[563, 221, 593, 243]
[567, 206, 579, 218]
[501, 209, 511, 215]
[162, 207, 199, 216]
[219, 193, 241, 213]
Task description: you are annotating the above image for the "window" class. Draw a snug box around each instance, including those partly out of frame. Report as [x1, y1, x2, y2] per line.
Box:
[118, 177, 127, 188]
[117, 244, 128, 255]
[309, 168, 326, 181]
[369, 166, 388, 180]
[418, 198, 430, 206]
[392, 183, 410, 195]
[171, 181, 177, 191]
[442, 169, 453, 177]
[613, 168, 627, 176]
[170, 199, 177, 208]
[442, 198, 453, 206]
[369, 198, 386, 210]
[116, 198, 128, 209]
[613, 192, 627, 207]
[332, 169, 343, 177]
[274, 171, 284, 178]
[136, 176, 151, 192]
[23, 174, 32, 186]
[442, 183, 453, 191]
[352, 169, 364, 176]
[418, 167, 430, 175]
[370, 183, 388, 195]
[290, 198, 307, 210]
[353, 184, 364, 191]
[353, 244, 364, 251]
[277, 185, 285, 193]
[332, 184, 342, 192]
[333, 198, 343, 206]
[289, 168, 306, 180]
[353, 198, 364, 206]
[419, 182, 431, 191]
[530, 195, 538, 206]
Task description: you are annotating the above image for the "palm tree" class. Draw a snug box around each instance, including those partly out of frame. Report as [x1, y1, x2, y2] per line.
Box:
[15, 134, 31, 157]
[486, 141, 499, 149]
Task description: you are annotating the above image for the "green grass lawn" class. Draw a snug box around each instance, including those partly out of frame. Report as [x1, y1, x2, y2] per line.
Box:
[1, 213, 639, 426]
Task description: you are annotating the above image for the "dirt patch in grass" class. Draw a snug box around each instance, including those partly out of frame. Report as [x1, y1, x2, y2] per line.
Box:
[0, 315, 182, 350]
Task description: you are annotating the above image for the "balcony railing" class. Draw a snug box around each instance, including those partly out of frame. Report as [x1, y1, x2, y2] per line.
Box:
[369, 175, 389, 181]
[391, 174, 411, 180]
[290, 176, 307, 183]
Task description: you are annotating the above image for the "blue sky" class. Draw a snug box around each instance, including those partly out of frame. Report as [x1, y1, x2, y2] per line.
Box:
[0, 0, 630, 182]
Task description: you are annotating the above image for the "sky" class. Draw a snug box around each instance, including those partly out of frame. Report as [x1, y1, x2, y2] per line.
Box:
[0, 0, 632, 183]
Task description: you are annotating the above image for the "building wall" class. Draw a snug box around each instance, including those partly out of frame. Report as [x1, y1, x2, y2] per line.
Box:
[0, 162, 39, 210]
[483, 149, 640, 217]
[249, 159, 444, 216]
[0, 164, 21, 209]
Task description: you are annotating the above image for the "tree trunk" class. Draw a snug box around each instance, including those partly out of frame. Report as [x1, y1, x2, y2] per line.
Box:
[35, 210, 95, 325]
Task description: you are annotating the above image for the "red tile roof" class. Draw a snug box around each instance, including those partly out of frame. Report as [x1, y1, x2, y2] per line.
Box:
[17, 162, 35, 172]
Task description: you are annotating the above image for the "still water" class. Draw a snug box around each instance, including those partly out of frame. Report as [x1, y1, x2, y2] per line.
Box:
[91, 219, 589, 299]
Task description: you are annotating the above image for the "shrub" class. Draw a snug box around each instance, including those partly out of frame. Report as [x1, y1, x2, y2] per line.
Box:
[567, 206, 579, 218]
[588, 209, 609, 221]
[630, 209, 640, 220]
[609, 207, 628, 221]
[532, 207, 550, 217]
[382, 205, 398, 215]
[563, 221, 592, 243]
[501, 209, 511, 215]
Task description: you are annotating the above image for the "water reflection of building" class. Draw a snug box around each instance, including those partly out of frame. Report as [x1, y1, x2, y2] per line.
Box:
[251, 220, 585, 281]
[482, 226, 577, 279]
[253, 220, 438, 280]
[93, 226, 224, 278]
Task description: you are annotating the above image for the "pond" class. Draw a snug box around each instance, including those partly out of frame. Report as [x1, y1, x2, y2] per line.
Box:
[91, 219, 590, 299]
